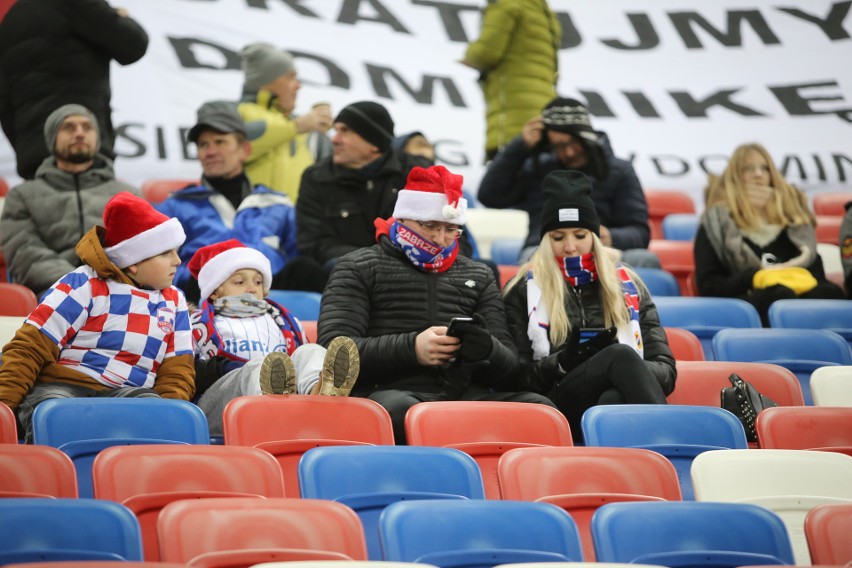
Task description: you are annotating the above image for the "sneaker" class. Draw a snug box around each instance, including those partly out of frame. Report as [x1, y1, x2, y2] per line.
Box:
[319, 336, 360, 396]
[259, 352, 297, 395]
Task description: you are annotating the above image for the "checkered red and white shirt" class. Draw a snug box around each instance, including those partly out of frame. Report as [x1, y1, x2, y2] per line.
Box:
[26, 265, 193, 389]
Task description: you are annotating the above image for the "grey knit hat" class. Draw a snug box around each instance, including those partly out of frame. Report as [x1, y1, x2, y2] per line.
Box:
[43, 104, 100, 153]
[240, 42, 295, 91]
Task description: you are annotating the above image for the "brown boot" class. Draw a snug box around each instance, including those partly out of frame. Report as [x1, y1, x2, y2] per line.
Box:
[259, 352, 297, 395]
[319, 337, 360, 396]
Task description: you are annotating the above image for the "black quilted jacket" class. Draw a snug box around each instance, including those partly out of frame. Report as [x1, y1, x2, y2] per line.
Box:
[317, 238, 521, 396]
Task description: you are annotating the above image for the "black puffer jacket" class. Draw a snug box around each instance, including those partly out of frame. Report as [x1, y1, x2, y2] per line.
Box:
[318, 237, 520, 396]
[0, 0, 148, 179]
[503, 275, 676, 396]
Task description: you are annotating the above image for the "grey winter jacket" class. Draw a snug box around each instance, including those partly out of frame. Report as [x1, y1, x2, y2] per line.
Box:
[0, 154, 138, 296]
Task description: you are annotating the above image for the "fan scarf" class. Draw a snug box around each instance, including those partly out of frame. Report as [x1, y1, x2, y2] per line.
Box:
[527, 254, 644, 361]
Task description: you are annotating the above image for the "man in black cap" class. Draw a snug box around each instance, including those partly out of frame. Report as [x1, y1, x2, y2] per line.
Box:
[156, 101, 324, 303]
[478, 97, 659, 268]
[295, 101, 434, 270]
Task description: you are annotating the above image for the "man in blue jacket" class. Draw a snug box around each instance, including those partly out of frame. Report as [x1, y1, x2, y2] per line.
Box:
[157, 102, 324, 303]
[478, 97, 659, 268]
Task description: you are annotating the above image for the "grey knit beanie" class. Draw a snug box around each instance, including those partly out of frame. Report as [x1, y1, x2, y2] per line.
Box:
[240, 42, 295, 91]
[43, 104, 100, 153]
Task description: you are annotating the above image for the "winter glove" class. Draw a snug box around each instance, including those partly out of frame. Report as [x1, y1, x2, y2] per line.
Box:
[557, 326, 617, 371]
[449, 313, 493, 362]
[440, 359, 490, 398]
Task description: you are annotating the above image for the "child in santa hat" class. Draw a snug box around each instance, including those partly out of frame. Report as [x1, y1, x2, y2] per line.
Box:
[188, 239, 359, 436]
[0, 192, 196, 441]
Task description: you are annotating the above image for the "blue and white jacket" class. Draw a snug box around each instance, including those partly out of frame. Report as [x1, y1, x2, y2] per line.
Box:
[157, 184, 298, 288]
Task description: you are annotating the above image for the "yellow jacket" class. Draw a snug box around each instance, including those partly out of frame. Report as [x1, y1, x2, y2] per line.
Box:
[465, 0, 561, 154]
[238, 90, 330, 202]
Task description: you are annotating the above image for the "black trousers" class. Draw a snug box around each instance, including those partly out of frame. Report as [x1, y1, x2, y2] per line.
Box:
[554, 343, 667, 444]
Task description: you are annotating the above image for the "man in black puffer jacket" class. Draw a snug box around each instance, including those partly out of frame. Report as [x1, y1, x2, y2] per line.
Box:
[317, 165, 555, 444]
[0, 0, 148, 179]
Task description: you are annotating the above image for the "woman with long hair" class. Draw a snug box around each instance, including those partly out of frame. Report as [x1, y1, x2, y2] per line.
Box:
[695, 143, 843, 325]
[503, 170, 674, 443]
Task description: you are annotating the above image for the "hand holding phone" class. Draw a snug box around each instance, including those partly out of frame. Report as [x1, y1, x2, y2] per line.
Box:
[445, 315, 492, 362]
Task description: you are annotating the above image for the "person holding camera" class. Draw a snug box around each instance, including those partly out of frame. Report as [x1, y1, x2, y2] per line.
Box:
[478, 97, 658, 268]
[317, 164, 555, 444]
[503, 170, 674, 443]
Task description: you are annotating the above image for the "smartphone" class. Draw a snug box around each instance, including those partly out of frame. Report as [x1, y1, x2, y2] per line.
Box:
[579, 327, 615, 343]
[446, 317, 474, 337]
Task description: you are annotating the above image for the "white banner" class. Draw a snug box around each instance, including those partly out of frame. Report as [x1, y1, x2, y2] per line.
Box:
[1, 0, 851, 207]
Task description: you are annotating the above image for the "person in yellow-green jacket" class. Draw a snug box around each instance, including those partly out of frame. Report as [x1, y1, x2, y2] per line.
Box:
[237, 42, 332, 202]
[462, 0, 561, 162]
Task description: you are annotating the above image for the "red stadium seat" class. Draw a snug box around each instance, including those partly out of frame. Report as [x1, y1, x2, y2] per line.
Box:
[140, 179, 196, 204]
[664, 327, 705, 361]
[815, 215, 842, 245]
[0, 282, 38, 316]
[812, 192, 852, 217]
[645, 189, 696, 241]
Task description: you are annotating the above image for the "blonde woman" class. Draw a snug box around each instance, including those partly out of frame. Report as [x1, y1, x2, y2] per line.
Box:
[503, 171, 674, 443]
[695, 143, 842, 325]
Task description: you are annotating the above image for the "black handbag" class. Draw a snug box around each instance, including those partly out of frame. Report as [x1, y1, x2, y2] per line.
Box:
[720, 373, 778, 443]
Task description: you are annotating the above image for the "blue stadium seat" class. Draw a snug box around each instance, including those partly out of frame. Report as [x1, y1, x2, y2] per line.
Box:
[266, 289, 322, 321]
[661, 213, 700, 241]
[0, 498, 143, 563]
[299, 445, 485, 559]
[581, 404, 748, 500]
[32, 398, 209, 498]
[634, 267, 680, 297]
[592, 501, 795, 567]
[489, 238, 523, 265]
[768, 298, 852, 347]
[653, 297, 762, 360]
[712, 327, 852, 405]
[380, 499, 584, 566]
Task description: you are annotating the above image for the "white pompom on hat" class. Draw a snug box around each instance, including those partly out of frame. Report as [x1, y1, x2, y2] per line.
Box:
[392, 165, 467, 226]
[187, 239, 273, 302]
[102, 192, 186, 268]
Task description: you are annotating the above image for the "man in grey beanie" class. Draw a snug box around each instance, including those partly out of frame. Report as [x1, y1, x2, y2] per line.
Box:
[237, 42, 332, 202]
[1, 104, 138, 297]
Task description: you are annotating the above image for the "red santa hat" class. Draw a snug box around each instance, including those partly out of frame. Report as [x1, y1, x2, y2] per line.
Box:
[103, 192, 186, 268]
[187, 239, 273, 302]
[392, 165, 467, 225]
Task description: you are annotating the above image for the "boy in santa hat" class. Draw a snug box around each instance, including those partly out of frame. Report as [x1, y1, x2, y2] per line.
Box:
[188, 239, 359, 436]
[0, 192, 195, 441]
[319, 164, 554, 444]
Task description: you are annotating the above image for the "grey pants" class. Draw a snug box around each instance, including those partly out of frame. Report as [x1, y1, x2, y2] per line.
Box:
[196, 343, 327, 436]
